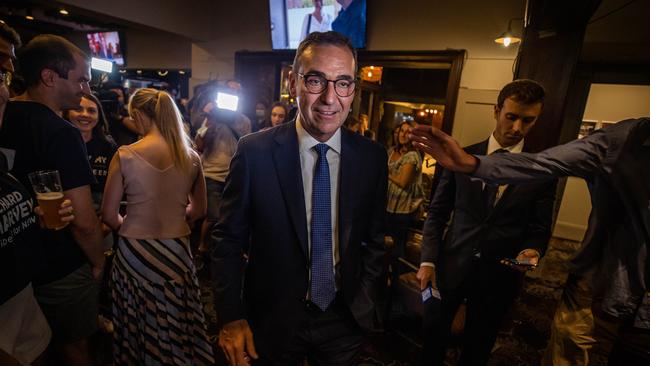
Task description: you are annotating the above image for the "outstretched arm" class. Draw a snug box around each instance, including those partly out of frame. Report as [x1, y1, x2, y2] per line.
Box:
[408, 125, 478, 173]
[410, 124, 609, 185]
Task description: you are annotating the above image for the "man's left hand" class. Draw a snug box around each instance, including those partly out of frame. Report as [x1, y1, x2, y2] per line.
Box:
[501, 249, 540, 272]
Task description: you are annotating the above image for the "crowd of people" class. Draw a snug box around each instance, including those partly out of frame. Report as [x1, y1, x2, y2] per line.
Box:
[0, 19, 647, 366]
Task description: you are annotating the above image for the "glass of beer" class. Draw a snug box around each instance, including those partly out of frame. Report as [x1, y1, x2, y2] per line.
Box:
[28, 170, 66, 230]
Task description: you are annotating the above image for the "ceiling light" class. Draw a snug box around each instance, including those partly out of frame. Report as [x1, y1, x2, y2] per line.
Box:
[179, 70, 186, 75]
[136, 70, 142, 74]
[25, 15, 35, 20]
[495, 18, 522, 47]
[433, 109, 438, 114]
[157, 70, 168, 76]
[59, 9, 69, 15]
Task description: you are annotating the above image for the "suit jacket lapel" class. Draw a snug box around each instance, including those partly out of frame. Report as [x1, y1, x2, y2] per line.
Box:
[272, 122, 309, 259]
[467, 140, 490, 216]
[338, 129, 360, 258]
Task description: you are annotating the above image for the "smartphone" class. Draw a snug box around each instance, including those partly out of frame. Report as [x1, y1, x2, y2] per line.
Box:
[421, 281, 441, 303]
[503, 258, 537, 268]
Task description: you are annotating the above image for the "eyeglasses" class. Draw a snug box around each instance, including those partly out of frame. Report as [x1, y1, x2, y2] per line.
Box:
[298, 73, 356, 97]
[0, 70, 12, 87]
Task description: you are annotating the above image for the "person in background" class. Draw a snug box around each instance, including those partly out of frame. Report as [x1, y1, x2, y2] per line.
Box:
[384, 120, 423, 323]
[194, 108, 240, 266]
[332, 0, 367, 48]
[344, 114, 362, 134]
[269, 101, 288, 127]
[359, 113, 376, 140]
[65, 93, 117, 217]
[65, 92, 118, 334]
[1, 34, 105, 366]
[102, 88, 213, 365]
[99, 88, 138, 146]
[387, 124, 401, 154]
[254, 101, 268, 130]
[417, 79, 556, 365]
[0, 20, 51, 366]
[300, 0, 333, 41]
[188, 81, 219, 135]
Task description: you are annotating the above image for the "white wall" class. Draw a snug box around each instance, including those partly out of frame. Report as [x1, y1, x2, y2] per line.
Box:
[452, 59, 516, 145]
[553, 83, 650, 241]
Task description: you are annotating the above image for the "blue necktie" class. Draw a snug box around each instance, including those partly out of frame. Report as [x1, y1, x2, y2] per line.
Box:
[311, 143, 336, 311]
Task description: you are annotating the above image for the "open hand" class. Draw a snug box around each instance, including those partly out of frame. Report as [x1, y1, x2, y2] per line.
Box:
[408, 125, 477, 173]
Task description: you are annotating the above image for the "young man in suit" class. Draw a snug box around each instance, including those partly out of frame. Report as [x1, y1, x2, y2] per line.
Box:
[211, 31, 387, 365]
[411, 113, 650, 364]
[417, 79, 557, 365]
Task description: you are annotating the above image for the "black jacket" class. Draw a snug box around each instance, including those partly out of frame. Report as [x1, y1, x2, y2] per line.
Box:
[211, 121, 387, 356]
[421, 139, 557, 291]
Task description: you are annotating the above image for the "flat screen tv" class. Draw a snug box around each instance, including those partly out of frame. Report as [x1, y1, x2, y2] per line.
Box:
[269, 0, 366, 49]
[86, 31, 124, 66]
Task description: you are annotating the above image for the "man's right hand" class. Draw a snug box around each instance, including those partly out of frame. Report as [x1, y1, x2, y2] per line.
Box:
[416, 265, 437, 290]
[219, 319, 258, 366]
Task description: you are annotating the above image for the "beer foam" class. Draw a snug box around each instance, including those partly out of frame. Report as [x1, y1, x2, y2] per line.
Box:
[37, 192, 64, 200]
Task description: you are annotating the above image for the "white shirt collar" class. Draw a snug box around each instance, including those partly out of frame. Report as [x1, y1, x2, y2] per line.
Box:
[296, 116, 342, 155]
[487, 133, 524, 155]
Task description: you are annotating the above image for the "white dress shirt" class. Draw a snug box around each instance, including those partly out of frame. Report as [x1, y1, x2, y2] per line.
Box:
[484, 133, 524, 201]
[296, 119, 341, 281]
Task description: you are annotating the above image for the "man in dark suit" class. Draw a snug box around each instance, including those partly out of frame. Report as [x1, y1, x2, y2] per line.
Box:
[411, 114, 650, 363]
[211, 31, 387, 366]
[417, 80, 557, 365]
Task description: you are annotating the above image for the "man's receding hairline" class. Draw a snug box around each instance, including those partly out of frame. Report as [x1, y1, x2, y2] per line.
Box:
[294, 43, 356, 73]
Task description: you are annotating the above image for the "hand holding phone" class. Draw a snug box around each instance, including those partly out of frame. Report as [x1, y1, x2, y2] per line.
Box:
[421, 281, 441, 303]
[500, 257, 537, 271]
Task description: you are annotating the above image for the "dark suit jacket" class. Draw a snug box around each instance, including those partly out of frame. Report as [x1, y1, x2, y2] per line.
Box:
[421, 139, 557, 291]
[472, 118, 650, 328]
[211, 121, 387, 356]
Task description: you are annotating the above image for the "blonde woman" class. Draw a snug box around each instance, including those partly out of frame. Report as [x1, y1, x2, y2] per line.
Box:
[102, 88, 214, 365]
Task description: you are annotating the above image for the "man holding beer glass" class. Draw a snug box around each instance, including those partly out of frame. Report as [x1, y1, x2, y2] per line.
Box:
[0, 23, 77, 366]
[0, 35, 104, 365]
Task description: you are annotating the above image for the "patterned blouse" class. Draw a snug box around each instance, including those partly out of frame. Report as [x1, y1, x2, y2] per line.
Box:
[387, 150, 423, 214]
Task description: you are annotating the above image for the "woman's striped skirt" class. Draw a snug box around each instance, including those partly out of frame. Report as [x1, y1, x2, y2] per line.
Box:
[110, 236, 215, 365]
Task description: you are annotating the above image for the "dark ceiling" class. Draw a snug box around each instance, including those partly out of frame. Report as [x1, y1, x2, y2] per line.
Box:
[0, 0, 126, 43]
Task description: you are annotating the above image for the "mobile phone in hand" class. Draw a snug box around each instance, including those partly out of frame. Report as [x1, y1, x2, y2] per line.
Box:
[421, 281, 441, 303]
[503, 258, 537, 268]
